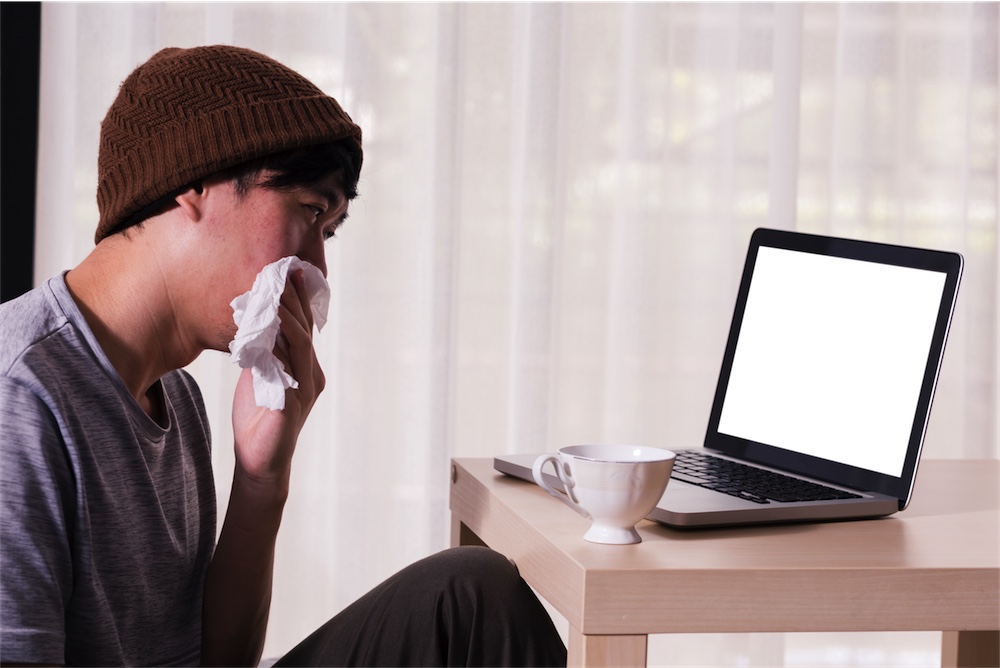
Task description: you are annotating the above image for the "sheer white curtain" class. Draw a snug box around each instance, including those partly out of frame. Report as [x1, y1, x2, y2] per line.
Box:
[36, 3, 997, 665]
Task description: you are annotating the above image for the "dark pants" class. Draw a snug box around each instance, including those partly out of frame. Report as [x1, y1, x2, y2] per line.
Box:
[273, 546, 567, 667]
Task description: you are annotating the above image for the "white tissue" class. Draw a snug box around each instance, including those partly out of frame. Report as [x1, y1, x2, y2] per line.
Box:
[229, 257, 330, 410]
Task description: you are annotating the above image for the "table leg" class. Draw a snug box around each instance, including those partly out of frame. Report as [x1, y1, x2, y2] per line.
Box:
[941, 630, 1000, 668]
[567, 627, 647, 668]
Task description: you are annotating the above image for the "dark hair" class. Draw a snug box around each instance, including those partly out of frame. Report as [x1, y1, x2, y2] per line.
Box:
[231, 139, 362, 201]
[116, 138, 361, 236]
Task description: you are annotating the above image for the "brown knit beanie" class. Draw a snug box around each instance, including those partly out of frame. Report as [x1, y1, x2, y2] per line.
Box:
[95, 44, 363, 243]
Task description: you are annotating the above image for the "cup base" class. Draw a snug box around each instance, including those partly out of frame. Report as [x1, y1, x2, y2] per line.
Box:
[583, 524, 642, 545]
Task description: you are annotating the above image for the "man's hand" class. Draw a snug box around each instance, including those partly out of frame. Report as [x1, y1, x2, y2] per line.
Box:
[231, 268, 326, 487]
[203, 268, 325, 667]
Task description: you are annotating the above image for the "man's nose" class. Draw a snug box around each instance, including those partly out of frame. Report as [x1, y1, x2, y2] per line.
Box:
[298, 249, 327, 278]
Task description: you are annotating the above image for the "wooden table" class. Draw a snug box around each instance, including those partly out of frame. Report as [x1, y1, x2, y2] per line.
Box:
[449, 458, 999, 667]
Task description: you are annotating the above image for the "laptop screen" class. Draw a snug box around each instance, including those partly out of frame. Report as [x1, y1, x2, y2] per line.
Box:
[706, 229, 963, 505]
[718, 247, 946, 478]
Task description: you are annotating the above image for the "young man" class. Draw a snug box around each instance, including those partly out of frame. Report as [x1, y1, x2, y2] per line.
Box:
[0, 45, 566, 667]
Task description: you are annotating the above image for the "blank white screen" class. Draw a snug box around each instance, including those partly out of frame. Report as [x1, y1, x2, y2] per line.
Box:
[717, 247, 946, 477]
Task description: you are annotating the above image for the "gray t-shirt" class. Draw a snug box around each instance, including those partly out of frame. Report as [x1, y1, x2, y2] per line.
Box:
[0, 274, 217, 666]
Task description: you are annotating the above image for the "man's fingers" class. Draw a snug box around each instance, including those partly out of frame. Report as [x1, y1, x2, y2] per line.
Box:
[271, 269, 324, 408]
[282, 269, 314, 333]
[275, 302, 322, 394]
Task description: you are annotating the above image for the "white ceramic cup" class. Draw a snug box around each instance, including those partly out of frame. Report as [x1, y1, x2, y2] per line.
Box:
[532, 444, 675, 545]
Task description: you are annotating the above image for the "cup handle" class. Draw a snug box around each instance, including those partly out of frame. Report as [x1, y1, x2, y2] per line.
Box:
[532, 454, 590, 518]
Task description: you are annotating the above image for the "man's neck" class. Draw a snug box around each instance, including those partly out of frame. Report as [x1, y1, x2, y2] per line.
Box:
[65, 235, 201, 417]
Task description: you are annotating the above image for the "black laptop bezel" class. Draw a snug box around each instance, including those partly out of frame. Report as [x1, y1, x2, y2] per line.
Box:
[704, 228, 963, 509]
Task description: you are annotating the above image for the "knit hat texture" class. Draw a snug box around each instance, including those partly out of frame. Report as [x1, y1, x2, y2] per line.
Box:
[95, 44, 362, 243]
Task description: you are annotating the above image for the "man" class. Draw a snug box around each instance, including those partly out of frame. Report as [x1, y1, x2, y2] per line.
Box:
[0, 45, 566, 667]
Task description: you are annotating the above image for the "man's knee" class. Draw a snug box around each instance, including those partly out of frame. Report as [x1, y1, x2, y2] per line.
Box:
[431, 545, 517, 575]
[411, 546, 521, 598]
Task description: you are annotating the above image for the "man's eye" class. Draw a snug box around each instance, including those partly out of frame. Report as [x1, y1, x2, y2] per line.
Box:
[307, 205, 325, 219]
[323, 219, 345, 241]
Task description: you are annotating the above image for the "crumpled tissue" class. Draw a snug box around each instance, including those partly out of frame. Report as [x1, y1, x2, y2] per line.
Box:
[229, 256, 330, 410]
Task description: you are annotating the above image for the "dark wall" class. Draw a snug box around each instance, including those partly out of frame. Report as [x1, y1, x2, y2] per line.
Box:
[1, 2, 41, 302]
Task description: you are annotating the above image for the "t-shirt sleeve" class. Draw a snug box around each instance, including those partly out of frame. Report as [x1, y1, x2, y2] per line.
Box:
[0, 376, 75, 665]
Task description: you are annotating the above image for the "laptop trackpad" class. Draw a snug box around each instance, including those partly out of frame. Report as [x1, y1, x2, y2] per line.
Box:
[660, 480, 757, 512]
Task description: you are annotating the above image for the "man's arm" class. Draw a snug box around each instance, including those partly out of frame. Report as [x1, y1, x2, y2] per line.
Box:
[201, 271, 325, 666]
[0, 379, 75, 667]
[200, 463, 287, 667]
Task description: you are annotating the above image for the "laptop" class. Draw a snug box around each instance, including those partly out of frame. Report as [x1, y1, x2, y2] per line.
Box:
[495, 228, 964, 528]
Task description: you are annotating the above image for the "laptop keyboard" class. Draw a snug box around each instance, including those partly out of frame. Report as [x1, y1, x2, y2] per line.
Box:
[671, 450, 862, 504]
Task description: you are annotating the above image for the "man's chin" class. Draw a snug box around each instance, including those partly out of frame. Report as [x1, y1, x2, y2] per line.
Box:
[215, 329, 238, 355]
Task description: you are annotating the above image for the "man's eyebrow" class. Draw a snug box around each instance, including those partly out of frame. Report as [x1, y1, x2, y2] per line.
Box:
[309, 184, 346, 208]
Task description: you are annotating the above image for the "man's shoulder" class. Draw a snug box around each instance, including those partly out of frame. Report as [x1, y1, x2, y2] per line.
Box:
[0, 277, 107, 404]
[0, 279, 71, 373]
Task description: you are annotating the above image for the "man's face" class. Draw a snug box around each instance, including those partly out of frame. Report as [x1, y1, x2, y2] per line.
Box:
[199, 171, 350, 351]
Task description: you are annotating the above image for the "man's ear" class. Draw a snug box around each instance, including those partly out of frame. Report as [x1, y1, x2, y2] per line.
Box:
[174, 182, 206, 222]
